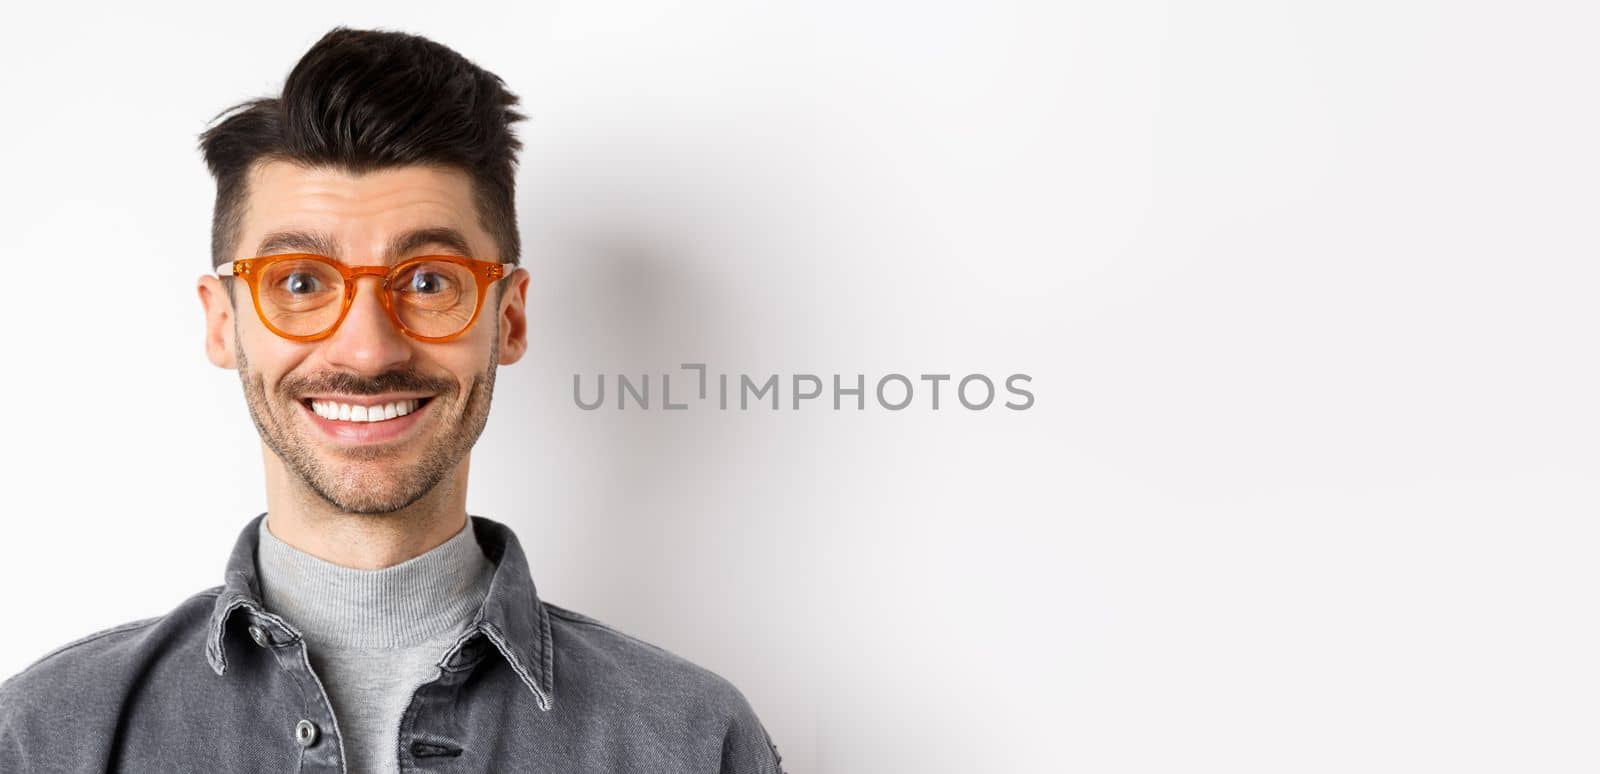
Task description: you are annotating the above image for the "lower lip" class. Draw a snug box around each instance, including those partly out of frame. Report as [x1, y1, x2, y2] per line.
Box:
[300, 399, 432, 445]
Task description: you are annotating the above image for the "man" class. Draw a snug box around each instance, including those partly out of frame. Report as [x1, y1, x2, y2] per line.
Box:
[0, 27, 783, 774]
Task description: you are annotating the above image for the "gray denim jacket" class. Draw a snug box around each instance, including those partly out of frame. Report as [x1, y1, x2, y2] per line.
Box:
[0, 514, 784, 773]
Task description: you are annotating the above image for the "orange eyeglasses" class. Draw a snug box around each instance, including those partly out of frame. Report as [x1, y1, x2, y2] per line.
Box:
[218, 253, 508, 343]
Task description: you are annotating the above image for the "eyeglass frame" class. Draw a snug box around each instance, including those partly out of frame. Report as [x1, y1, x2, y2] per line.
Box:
[217, 252, 509, 343]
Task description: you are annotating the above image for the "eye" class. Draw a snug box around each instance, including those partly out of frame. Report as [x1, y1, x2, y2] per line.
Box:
[281, 271, 323, 296]
[409, 270, 449, 294]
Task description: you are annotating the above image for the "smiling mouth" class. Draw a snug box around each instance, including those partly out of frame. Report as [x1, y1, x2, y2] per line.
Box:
[300, 397, 435, 423]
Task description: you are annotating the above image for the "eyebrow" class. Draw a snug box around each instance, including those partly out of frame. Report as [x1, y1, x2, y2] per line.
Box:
[253, 226, 477, 263]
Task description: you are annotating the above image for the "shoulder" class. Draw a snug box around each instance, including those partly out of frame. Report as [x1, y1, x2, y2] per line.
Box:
[541, 600, 767, 719]
[0, 587, 222, 723]
[544, 601, 747, 703]
[541, 601, 784, 771]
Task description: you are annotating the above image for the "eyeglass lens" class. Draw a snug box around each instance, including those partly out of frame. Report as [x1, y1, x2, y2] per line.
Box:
[256, 258, 479, 338]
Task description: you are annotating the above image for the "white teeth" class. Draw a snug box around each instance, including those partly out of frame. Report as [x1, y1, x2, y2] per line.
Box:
[309, 398, 422, 423]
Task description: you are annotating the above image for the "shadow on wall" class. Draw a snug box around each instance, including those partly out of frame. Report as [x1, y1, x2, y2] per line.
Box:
[517, 216, 789, 643]
[486, 126, 820, 771]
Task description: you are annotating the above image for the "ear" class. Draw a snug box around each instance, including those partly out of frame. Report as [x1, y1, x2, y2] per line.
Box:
[495, 267, 531, 365]
[197, 275, 238, 369]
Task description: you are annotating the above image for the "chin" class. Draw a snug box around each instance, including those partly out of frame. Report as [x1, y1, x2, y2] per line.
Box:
[307, 463, 433, 513]
[317, 484, 431, 515]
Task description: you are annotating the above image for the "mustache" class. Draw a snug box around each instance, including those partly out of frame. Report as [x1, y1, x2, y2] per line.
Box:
[281, 370, 457, 398]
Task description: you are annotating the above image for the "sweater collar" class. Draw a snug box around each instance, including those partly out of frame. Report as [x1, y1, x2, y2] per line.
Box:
[254, 516, 494, 648]
[205, 512, 555, 711]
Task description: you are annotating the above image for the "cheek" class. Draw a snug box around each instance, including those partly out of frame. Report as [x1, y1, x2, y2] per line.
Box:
[423, 342, 494, 396]
[443, 322, 496, 362]
[239, 327, 315, 397]
[439, 351, 491, 387]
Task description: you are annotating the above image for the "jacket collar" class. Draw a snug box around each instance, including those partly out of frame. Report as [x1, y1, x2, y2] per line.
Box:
[205, 513, 554, 710]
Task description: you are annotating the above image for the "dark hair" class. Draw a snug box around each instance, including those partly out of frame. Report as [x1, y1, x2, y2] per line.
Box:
[198, 27, 526, 271]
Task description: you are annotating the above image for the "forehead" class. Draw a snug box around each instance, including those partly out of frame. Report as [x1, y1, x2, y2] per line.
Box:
[239, 160, 493, 262]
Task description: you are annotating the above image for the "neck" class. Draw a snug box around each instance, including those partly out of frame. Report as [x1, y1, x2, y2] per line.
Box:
[259, 441, 473, 570]
[255, 515, 494, 648]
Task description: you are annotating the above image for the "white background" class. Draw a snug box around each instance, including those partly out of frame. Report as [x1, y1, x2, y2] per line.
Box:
[1, 2, 1597, 772]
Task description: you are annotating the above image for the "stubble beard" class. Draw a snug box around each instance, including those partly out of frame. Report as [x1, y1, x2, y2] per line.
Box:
[234, 328, 499, 515]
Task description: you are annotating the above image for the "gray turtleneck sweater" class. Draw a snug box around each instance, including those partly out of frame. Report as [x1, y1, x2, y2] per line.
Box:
[255, 517, 497, 774]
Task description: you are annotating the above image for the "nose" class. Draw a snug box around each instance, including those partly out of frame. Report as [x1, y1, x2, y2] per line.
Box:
[320, 276, 413, 375]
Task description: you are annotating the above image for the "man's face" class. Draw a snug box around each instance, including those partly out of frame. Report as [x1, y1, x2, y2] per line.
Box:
[197, 161, 529, 514]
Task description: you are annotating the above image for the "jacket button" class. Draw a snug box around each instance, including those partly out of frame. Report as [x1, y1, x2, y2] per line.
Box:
[247, 625, 270, 648]
[294, 719, 320, 747]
